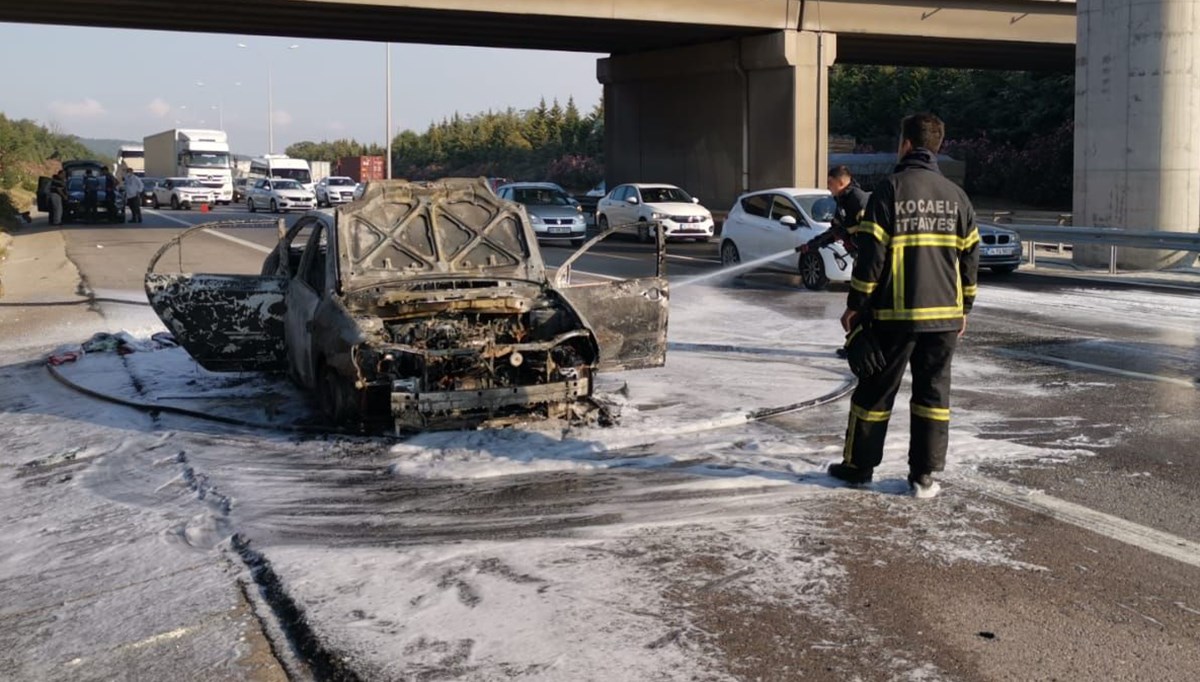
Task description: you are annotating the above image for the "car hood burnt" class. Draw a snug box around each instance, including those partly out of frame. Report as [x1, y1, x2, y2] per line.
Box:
[335, 178, 545, 288]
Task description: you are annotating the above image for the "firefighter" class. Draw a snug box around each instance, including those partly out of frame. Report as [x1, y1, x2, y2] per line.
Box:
[797, 165, 869, 258]
[829, 113, 980, 498]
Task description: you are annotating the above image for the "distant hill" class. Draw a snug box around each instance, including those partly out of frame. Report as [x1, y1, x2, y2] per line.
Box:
[78, 138, 139, 159]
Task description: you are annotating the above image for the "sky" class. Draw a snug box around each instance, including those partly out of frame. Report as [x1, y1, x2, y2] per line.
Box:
[0, 23, 603, 156]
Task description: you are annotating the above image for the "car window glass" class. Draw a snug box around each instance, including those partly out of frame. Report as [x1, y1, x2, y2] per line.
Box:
[740, 194, 770, 218]
[794, 195, 837, 223]
[770, 195, 800, 222]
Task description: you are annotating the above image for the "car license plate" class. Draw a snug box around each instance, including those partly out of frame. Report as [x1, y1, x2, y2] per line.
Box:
[549, 226, 570, 234]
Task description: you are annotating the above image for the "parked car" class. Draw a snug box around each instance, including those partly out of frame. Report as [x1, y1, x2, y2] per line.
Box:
[232, 177, 252, 203]
[978, 223, 1022, 274]
[585, 181, 606, 198]
[496, 182, 588, 246]
[153, 177, 215, 210]
[36, 160, 127, 224]
[144, 178, 669, 432]
[596, 183, 715, 243]
[246, 178, 316, 214]
[314, 176, 358, 207]
[139, 178, 160, 206]
[719, 188, 851, 290]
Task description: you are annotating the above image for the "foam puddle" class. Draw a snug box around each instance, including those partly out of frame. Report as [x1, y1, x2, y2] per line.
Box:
[674, 248, 799, 288]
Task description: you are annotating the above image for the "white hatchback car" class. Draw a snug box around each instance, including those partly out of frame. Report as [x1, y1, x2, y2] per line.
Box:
[719, 188, 853, 290]
[595, 183, 714, 243]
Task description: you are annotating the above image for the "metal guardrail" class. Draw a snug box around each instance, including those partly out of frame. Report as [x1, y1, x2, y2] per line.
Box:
[999, 223, 1200, 273]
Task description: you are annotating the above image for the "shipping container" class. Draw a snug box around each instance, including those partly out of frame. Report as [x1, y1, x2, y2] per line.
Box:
[336, 156, 386, 183]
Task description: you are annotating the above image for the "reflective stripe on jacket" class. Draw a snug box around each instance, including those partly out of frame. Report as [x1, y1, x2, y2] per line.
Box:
[846, 149, 980, 333]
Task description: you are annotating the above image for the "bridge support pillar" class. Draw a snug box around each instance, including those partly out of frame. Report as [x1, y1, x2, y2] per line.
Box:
[1074, 0, 1200, 269]
[599, 30, 836, 213]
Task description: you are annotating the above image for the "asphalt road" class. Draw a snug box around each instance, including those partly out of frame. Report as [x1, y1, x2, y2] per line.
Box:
[6, 207, 1200, 680]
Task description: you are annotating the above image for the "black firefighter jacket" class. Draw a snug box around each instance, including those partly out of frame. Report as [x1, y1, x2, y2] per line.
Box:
[846, 149, 981, 333]
[810, 183, 869, 253]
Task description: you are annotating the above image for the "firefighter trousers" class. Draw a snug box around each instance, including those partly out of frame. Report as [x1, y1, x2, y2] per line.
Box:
[842, 329, 958, 476]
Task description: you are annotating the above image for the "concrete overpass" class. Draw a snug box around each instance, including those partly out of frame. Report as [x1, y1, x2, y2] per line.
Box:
[10, 1, 1195, 268]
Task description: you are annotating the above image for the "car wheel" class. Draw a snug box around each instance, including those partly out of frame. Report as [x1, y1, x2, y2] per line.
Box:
[991, 265, 1018, 274]
[248, 198, 256, 213]
[597, 214, 608, 233]
[637, 221, 652, 244]
[152, 195, 160, 209]
[572, 237, 586, 248]
[270, 199, 279, 214]
[170, 195, 179, 210]
[720, 240, 740, 267]
[799, 251, 829, 291]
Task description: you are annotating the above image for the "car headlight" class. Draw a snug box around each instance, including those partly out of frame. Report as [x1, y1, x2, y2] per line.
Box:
[651, 212, 668, 220]
[529, 214, 543, 223]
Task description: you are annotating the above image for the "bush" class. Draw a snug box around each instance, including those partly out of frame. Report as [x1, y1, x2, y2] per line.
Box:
[545, 155, 602, 193]
[943, 121, 1073, 208]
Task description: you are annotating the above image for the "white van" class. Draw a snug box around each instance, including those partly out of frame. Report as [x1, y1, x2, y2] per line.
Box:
[249, 155, 315, 195]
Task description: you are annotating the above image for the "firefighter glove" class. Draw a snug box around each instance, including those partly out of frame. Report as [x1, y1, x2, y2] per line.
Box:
[844, 320, 886, 379]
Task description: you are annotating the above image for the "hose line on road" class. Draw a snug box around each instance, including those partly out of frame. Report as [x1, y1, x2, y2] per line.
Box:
[46, 357, 857, 440]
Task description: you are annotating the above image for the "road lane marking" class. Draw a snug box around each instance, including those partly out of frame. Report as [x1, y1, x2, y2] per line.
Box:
[996, 348, 1196, 389]
[956, 474, 1200, 570]
[143, 209, 194, 227]
[199, 229, 272, 255]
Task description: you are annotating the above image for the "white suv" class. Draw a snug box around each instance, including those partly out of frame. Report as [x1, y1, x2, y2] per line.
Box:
[595, 183, 714, 243]
[315, 176, 358, 207]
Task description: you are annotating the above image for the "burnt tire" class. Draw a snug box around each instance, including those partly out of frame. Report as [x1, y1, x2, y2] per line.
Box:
[720, 240, 740, 267]
[799, 251, 829, 291]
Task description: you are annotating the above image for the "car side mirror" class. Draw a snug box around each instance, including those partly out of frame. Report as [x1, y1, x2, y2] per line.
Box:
[692, 197, 700, 204]
[626, 196, 638, 205]
[779, 215, 798, 229]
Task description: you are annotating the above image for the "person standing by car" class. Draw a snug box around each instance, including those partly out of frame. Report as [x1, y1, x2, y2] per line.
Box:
[124, 172, 144, 223]
[797, 165, 868, 258]
[83, 169, 100, 222]
[48, 170, 67, 225]
[829, 113, 980, 499]
[103, 169, 120, 221]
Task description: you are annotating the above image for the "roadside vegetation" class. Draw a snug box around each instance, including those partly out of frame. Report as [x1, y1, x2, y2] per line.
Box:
[288, 97, 606, 192]
[831, 66, 1073, 208]
[0, 113, 104, 230]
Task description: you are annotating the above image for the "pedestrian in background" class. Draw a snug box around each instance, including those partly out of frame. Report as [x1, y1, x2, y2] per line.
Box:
[830, 113, 980, 499]
[124, 172, 144, 223]
[48, 170, 67, 225]
[83, 169, 99, 222]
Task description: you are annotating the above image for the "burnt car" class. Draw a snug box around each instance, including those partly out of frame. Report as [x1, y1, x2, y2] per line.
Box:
[144, 178, 669, 432]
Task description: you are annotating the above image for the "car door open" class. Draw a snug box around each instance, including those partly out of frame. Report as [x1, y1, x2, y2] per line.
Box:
[553, 221, 668, 371]
[144, 221, 289, 372]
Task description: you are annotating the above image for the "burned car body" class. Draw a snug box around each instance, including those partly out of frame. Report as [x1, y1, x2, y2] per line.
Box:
[145, 178, 669, 431]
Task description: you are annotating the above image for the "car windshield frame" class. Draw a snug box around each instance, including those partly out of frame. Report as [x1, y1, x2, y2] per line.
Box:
[640, 186, 693, 204]
[269, 169, 312, 184]
[793, 194, 837, 223]
[175, 179, 203, 188]
[511, 187, 573, 207]
[273, 180, 303, 191]
[327, 177, 355, 186]
[183, 151, 230, 169]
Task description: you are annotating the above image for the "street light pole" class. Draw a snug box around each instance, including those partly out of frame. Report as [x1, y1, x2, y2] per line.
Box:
[238, 42, 297, 154]
[386, 42, 392, 179]
[268, 61, 274, 153]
